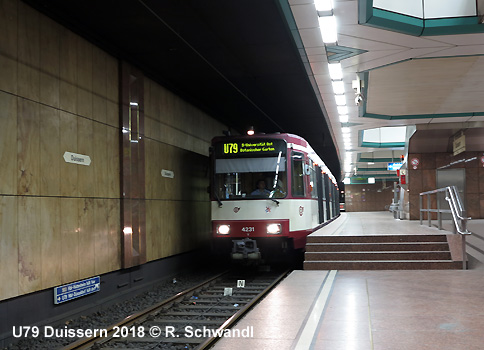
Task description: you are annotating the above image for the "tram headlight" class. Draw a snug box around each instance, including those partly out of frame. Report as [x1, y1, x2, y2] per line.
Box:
[216, 224, 230, 235]
[267, 223, 282, 235]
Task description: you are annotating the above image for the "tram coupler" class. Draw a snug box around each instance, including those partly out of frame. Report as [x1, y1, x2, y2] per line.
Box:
[231, 238, 261, 261]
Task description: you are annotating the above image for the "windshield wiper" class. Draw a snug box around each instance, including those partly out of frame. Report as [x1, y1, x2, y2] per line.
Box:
[269, 197, 279, 206]
[214, 192, 223, 207]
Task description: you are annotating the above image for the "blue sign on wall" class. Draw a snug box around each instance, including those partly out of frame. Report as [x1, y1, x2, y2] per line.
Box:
[387, 162, 403, 171]
[54, 276, 100, 304]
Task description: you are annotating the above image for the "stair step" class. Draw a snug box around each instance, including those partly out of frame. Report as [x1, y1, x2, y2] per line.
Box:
[307, 235, 447, 244]
[304, 260, 463, 270]
[305, 251, 452, 261]
[305, 242, 449, 252]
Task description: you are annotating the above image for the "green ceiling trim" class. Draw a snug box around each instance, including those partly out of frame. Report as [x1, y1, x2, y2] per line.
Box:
[361, 141, 406, 148]
[354, 174, 398, 178]
[369, 8, 423, 36]
[424, 17, 484, 36]
[358, 56, 484, 121]
[347, 177, 399, 184]
[358, 71, 369, 119]
[356, 167, 388, 171]
[358, 0, 484, 36]
[362, 111, 484, 120]
[358, 128, 405, 149]
[358, 157, 399, 163]
[358, 0, 373, 24]
[326, 45, 368, 62]
[341, 122, 363, 128]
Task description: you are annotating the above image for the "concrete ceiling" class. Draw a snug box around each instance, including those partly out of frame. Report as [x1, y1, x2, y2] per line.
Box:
[24, 0, 342, 178]
[22, 0, 484, 183]
[289, 0, 484, 182]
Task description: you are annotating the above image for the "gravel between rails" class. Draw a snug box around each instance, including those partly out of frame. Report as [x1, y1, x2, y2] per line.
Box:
[4, 268, 223, 350]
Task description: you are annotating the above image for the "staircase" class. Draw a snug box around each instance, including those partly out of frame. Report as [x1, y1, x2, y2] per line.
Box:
[304, 234, 463, 270]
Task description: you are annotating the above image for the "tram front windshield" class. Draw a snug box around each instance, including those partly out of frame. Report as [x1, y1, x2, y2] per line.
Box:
[214, 153, 287, 200]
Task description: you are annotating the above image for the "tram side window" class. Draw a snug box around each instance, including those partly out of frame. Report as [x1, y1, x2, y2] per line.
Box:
[309, 163, 319, 199]
[291, 152, 305, 197]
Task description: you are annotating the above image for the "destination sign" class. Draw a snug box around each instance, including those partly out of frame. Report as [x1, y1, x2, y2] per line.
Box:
[215, 139, 286, 158]
[54, 276, 100, 304]
[387, 162, 403, 171]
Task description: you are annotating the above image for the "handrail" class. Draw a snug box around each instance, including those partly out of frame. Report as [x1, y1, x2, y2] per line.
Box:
[419, 186, 471, 270]
[445, 186, 471, 235]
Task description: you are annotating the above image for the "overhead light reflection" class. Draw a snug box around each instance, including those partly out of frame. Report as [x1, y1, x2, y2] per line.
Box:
[335, 94, 346, 106]
[318, 16, 337, 43]
[338, 106, 348, 114]
[328, 63, 343, 80]
[332, 80, 345, 94]
[314, 0, 333, 11]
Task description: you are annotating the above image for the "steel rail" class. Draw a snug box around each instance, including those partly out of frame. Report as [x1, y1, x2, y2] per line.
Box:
[62, 271, 229, 350]
[196, 269, 290, 350]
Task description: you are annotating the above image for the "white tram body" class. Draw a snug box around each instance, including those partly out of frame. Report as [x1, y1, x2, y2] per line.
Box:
[210, 133, 339, 260]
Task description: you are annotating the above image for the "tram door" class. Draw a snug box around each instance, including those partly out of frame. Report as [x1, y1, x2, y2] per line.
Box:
[323, 174, 331, 220]
[316, 167, 325, 223]
[436, 169, 465, 220]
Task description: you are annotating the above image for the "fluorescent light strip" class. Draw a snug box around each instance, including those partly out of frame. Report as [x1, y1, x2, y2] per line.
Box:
[318, 16, 337, 44]
[337, 106, 348, 114]
[339, 114, 348, 123]
[335, 95, 346, 106]
[328, 63, 342, 80]
[331, 80, 345, 94]
[314, 0, 333, 11]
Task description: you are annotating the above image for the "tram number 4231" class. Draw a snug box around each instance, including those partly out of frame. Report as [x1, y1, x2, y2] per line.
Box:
[241, 227, 255, 233]
[224, 143, 238, 154]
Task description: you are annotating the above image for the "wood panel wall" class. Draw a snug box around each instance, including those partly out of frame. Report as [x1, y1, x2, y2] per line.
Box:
[344, 183, 395, 212]
[0, 0, 227, 302]
[143, 79, 225, 262]
[407, 151, 484, 220]
[0, 0, 120, 301]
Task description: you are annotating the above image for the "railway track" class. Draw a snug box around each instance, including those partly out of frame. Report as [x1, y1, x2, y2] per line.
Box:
[62, 268, 289, 350]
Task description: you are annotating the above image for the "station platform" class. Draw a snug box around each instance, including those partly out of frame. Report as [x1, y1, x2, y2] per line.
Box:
[213, 212, 484, 350]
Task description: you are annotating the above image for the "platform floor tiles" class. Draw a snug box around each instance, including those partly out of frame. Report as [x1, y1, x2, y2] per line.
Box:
[212, 267, 484, 350]
[310, 211, 453, 237]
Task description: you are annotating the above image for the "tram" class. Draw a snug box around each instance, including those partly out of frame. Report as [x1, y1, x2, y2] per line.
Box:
[210, 133, 339, 261]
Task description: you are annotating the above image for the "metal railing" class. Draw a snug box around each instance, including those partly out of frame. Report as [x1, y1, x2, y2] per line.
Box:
[419, 186, 471, 269]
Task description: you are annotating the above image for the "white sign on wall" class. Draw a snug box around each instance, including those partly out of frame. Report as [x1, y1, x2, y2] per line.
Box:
[63, 152, 91, 166]
[161, 169, 175, 178]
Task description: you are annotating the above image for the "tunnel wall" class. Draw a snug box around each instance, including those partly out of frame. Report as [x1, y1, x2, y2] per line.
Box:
[0, 0, 226, 302]
[344, 183, 394, 212]
[143, 79, 225, 262]
[408, 151, 484, 220]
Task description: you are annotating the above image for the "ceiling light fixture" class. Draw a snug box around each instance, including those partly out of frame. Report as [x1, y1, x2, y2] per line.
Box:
[331, 80, 345, 94]
[337, 106, 348, 114]
[314, 0, 333, 12]
[328, 63, 343, 80]
[339, 114, 349, 123]
[335, 94, 346, 106]
[318, 16, 337, 44]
